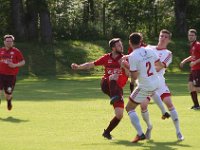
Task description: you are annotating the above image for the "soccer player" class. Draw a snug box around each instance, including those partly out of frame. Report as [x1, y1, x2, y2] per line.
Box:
[127, 33, 169, 121]
[141, 29, 184, 141]
[71, 38, 129, 140]
[0, 35, 25, 110]
[180, 29, 200, 110]
[126, 32, 163, 143]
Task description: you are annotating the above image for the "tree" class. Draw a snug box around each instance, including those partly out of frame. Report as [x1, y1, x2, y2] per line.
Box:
[174, 0, 188, 36]
[10, 0, 27, 40]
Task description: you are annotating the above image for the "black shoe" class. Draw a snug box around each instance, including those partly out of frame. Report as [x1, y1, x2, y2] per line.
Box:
[191, 105, 200, 110]
[102, 129, 112, 140]
[162, 112, 170, 120]
[7, 100, 12, 111]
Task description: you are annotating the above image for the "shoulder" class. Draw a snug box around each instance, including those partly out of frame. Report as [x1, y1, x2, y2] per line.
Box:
[12, 47, 21, 53]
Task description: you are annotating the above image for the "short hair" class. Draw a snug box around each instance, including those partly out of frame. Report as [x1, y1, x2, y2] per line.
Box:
[129, 32, 141, 45]
[188, 29, 197, 35]
[109, 38, 121, 48]
[160, 29, 172, 39]
[4, 34, 15, 41]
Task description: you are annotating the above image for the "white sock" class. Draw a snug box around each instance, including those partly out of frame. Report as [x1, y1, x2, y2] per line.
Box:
[128, 110, 143, 135]
[152, 93, 166, 115]
[141, 110, 152, 129]
[170, 108, 180, 134]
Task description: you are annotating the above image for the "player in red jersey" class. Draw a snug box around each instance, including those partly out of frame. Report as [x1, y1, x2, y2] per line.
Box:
[0, 35, 25, 110]
[71, 38, 129, 140]
[180, 29, 200, 110]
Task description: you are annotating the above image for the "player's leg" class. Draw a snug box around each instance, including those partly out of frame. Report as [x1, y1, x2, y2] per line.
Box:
[4, 75, 16, 110]
[188, 72, 200, 109]
[126, 88, 146, 143]
[163, 96, 184, 141]
[152, 91, 170, 119]
[140, 99, 152, 139]
[102, 79, 124, 139]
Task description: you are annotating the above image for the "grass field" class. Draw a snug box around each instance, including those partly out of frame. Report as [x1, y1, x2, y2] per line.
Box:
[0, 73, 199, 150]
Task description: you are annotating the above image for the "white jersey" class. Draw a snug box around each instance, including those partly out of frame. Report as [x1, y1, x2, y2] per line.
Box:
[146, 45, 172, 82]
[128, 47, 160, 91]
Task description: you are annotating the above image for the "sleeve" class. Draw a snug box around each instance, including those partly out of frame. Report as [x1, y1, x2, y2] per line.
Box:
[16, 50, 24, 62]
[162, 51, 172, 68]
[128, 54, 138, 72]
[94, 54, 106, 66]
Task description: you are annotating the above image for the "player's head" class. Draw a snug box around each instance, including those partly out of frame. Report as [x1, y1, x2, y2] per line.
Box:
[4, 34, 15, 49]
[109, 38, 123, 54]
[158, 29, 171, 45]
[129, 32, 141, 49]
[188, 29, 197, 43]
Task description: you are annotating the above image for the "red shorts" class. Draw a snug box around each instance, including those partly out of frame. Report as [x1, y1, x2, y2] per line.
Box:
[188, 70, 200, 87]
[0, 74, 16, 95]
[101, 78, 124, 108]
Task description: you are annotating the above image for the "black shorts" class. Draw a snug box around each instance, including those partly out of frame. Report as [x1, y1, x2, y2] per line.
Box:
[188, 70, 200, 87]
[0, 74, 16, 95]
[101, 78, 124, 108]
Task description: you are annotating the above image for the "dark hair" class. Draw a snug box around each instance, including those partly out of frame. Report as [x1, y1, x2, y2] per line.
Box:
[129, 32, 141, 45]
[4, 34, 15, 41]
[188, 29, 197, 35]
[160, 29, 172, 39]
[109, 38, 121, 48]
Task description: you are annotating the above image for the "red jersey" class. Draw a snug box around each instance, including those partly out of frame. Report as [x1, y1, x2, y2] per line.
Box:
[94, 53, 128, 88]
[0, 47, 24, 75]
[190, 41, 200, 70]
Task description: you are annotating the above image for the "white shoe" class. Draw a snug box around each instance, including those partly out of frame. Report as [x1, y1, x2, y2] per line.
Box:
[145, 126, 153, 140]
[177, 132, 184, 141]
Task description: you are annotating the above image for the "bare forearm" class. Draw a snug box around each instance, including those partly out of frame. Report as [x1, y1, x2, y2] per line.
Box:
[16, 60, 25, 67]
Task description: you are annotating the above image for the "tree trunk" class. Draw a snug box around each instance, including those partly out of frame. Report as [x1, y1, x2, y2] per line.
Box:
[39, 0, 52, 44]
[10, 0, 27, 40]
[174, 0, 188, 36]
[26, 0, 38, 41]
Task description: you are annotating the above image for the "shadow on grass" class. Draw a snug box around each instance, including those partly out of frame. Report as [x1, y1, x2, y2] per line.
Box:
[113, 139, 191, 150]
[0, 116, 29, 123]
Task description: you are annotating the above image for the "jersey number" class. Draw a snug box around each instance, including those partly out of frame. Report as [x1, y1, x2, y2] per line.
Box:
[146, 62, 153, 77]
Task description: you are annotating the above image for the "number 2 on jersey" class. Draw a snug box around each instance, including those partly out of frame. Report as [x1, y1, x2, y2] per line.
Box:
[146, 62, 153, 77]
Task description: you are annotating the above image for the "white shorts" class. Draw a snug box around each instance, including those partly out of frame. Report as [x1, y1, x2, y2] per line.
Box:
[155, 83, 171, 100]
[130, 87, 156, 103]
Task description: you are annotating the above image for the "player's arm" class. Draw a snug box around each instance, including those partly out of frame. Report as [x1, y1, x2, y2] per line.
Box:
[180, 56, 192, 68]
[130, 71, 138, 81]
[155, 61, 165, 72]
[71, 62, 95, 70]
[121, 60, 130, 77]
[190, 58, 200, 67]
[8, 60, 25, 68]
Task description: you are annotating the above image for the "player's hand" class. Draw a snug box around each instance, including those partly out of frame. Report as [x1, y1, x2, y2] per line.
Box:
[71, 63, 79, 70]
[190, 61, 196, 67]
[179, 62, 184, 68]
[8, 62, 17, 68]
[121, 60, 129, 69]
[109, 74, 119, 81]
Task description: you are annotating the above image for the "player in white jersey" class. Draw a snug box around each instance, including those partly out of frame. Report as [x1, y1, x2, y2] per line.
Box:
[140, 29, 184, 141]
[126, 32, 163, 143]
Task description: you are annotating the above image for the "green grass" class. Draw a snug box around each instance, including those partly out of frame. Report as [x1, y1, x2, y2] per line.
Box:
[0, 73, 199, 150]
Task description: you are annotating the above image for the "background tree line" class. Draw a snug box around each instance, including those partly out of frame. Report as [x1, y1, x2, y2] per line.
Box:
[0, 0, 200, 43]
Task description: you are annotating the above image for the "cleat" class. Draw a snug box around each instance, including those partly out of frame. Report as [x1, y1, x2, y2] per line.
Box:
[145, 126, 153, 140]
[162, 112, 170, 120]
[7, 100, 12, 111]
[190, 106, 200, 110]
[177, 132, 184, 141]
[131, 133, 145, 143]
[102, 129, 112, 140]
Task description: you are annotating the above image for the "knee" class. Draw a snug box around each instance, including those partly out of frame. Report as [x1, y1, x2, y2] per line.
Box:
[116, 113, 123, 120]
[5, 94, 12, 100]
